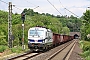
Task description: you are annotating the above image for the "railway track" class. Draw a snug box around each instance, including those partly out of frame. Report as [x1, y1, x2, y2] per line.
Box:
[8, 51, 41, 60]
[7, 40, 76, 60]
[45, 40, 76, 60]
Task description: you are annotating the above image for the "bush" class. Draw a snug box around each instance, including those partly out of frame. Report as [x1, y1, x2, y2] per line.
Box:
[80, 41, 90, 60]
[11, 46, 23, 53]
[82, 41, 90, 51]
[81, 50, 90, 57]
[0, 45, 8, 52]
[86, 56, 90, 60]
[83, 45, 90, 51]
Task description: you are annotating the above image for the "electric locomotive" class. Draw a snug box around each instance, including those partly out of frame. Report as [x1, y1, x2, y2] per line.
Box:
[28, 26, 53, 51]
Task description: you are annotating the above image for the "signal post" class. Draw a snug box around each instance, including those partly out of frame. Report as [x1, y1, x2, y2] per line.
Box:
[8, 2, 13, 48]
[21, 12, 25, 50]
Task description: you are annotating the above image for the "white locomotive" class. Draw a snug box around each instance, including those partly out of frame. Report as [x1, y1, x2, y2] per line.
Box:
[28, 26, 53, 51]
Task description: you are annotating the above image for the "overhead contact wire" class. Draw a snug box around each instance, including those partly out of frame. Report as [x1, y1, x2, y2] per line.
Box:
[47, 0, 63, 16]
[59, 0, 79, 17]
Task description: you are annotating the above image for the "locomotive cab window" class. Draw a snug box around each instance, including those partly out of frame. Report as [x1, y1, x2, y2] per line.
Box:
[29, 30, 44, 36]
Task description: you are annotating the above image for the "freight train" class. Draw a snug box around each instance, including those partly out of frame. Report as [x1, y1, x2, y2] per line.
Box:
[28, 26, 74, 51]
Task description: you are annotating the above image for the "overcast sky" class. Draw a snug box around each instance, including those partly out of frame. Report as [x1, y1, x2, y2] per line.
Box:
[0, 0, 90, 17]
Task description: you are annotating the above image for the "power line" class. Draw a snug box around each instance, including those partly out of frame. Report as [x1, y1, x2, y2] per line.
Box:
[23, 0, 44, 13]
[64, 8, 79, 17]
[59, 0, 79, 17]
[59, 0, 64, 8]
[0, 0, 44, 15]
[13, 5, 23, 11]
[33, 6, 39, 9]
[13, 0, 40, 11]
[0, 0, 8, 4]
[25, 0, 37, 7]
[47, 0, 63, 16]
[0, 0, 41, 14]
[59, 0, 66, 15]
[22, 0, 39, 9]
[0, 0, 22, 11]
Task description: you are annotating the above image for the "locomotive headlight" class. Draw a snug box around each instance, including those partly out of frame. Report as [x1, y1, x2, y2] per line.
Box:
[28, 41, 30, 43]
[42, 39, 45, 43]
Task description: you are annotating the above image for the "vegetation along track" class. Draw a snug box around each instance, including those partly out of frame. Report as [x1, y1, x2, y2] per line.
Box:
[8, 51, 41, 60]
[46, 40, 76, 60]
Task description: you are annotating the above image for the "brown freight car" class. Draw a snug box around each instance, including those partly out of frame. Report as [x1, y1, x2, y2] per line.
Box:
[52, 33, 73, 47]
[53, 33, 61, 46]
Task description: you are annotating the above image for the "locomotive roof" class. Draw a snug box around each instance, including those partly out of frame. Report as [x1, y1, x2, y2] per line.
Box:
[28, 26, 52, 32]
[36, 26, 49, 29]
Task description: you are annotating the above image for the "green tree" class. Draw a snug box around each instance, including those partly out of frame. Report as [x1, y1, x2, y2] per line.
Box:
[81, 10, 90, 41]
[62, 27, 70, 35]
[83, 10, 90, 24]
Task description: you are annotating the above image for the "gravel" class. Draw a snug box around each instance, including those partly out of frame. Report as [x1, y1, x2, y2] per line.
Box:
[28, 41, 73, 60]
[68, 40, 85, 60]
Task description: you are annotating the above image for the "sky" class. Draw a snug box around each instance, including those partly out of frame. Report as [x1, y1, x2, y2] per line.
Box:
[0, 0, 90, 17]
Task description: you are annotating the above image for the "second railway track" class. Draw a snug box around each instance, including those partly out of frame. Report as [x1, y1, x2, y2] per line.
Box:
[46, 40, 76, 60]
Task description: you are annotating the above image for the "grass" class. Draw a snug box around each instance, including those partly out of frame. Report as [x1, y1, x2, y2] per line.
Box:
[0, 45, 29, 57]
[79, 40, 90, 60]
[0, 45, 8, 53]
[11, 45, 29, 53]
